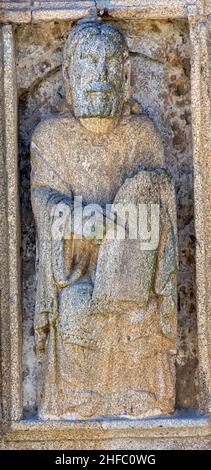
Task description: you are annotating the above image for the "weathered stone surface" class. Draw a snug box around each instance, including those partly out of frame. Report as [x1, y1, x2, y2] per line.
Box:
[15, 17, 197, 417]
[208, 14, 211, 368]
[1, 414, 211, 450]
[32, 1, 96, 22]
[0, 1, 31, 23]
[30, 21, 178, 419]
[0, 25, 22, 424]
[0, 1, 192, 24]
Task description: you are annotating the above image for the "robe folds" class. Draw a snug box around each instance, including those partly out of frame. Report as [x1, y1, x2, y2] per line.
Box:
[31, 118, 178, 419]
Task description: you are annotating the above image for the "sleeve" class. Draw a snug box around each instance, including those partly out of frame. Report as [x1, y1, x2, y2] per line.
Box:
[154, 173, 178, 340]
[30, 134, 73, 353]
[31, 186, 62, 351]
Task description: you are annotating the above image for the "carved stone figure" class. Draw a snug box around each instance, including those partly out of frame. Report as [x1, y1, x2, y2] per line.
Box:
[31, 20, 178, 419]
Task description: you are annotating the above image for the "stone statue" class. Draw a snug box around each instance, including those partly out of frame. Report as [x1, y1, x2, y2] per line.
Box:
[31, 20, 178, 419]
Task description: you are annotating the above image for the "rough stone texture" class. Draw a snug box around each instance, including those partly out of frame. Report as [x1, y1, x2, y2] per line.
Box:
[207, 11, 211, 389]
[15, 18, 197, 418]
[188, 11, 211, 413]
[1, 414, 210, 450]
[17, 20, 74, 418]
[0, 25, 22, 423]
[32, 1, 96, 22]
[30, 22, 178, 419]
[0, 1, 191, 23]
[0, 1, 31, 24]
[1, 439, 211, 450]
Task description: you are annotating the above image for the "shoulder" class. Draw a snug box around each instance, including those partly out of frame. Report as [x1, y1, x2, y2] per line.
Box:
[122, 113, 158, 133]
[124, 168, 173, 190]
[31, 113, 76, 147]
[120, 113, 164, 167]
[121, 113, 161, 139]
[115, 169, 174, 207]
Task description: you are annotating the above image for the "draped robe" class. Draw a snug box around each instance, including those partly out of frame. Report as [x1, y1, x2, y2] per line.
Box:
[31, 113, 178, 418]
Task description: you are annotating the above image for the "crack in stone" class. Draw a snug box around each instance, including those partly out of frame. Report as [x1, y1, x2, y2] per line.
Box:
[95, 0, 107, 18]
[19, 64, 62, 99]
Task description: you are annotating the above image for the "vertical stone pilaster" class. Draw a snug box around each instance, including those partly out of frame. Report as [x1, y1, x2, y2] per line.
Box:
[206, 0, 211, 405]
[188, 3, 211, 413]
[0, 25, 22, 428]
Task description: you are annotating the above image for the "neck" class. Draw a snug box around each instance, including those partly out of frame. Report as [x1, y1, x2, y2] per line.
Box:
[79, 117, 119, 135]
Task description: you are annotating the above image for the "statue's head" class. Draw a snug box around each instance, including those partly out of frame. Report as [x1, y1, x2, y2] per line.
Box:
[63, 21, 130, 119]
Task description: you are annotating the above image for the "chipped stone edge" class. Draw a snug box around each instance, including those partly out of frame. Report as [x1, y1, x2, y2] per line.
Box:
[96, 0, 192, 20]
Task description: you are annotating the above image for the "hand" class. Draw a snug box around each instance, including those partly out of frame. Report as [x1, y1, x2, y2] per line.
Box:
[34, 314, 49, 359]
[160, 296, 177, 340]
[35, 328, 49, 362]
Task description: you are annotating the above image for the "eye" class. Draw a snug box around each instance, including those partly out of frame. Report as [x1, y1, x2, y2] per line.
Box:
[80, 53, 98, 64]
[106, 56, 116, 64]
[80, 52, 89, 60]
[106, 54, 121, 65]
[90, 56, 98, 65]
[107, 58, 121, 72]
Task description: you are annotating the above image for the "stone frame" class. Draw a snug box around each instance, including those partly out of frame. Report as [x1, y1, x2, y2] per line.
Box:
[0, 0, 210, 449]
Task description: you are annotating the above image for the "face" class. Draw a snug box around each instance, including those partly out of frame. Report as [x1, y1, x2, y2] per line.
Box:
[71, 31, 127, 119]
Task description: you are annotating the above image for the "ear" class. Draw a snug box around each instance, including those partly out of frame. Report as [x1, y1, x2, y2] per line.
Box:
[124, 58, 131, 103]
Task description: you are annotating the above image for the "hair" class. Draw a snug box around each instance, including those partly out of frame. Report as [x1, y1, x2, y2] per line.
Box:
[63, 21, 130, 105]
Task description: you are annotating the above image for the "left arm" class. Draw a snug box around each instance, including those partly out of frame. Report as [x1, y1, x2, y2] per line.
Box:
[154, 174, 178, 340]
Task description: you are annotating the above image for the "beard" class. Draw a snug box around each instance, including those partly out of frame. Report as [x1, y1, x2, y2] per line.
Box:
[73, 88, 122, 118]
[83, 92, 114, 118]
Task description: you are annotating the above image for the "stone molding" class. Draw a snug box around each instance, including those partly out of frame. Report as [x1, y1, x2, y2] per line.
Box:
[0, 415, 210, 449]
[0, 1, 210, 24]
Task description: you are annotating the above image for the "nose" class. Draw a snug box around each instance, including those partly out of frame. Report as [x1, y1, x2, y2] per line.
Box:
[96, 57, 107, 80]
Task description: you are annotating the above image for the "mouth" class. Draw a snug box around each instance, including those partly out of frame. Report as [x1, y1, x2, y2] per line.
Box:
[85, 82, 113, 93]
